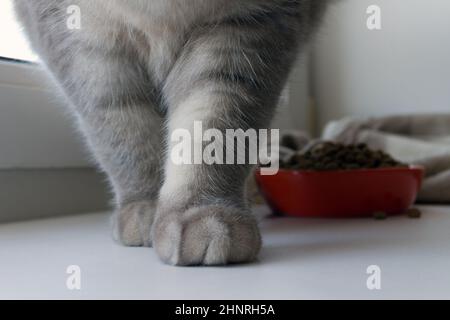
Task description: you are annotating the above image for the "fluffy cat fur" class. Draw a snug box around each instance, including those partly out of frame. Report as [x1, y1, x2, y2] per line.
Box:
[14, 0, 329, 266]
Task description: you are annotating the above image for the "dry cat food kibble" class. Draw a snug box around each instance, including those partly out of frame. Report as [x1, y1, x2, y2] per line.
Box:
[373, 211, 388, 220]
[406, 208, 422, 219]
[371, 208, 422, 220]
[281, 142, 408, 171]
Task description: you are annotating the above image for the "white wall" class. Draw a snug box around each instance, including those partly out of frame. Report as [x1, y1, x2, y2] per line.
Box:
[273, 54, 312, 132]
[312, 0, 450, 131]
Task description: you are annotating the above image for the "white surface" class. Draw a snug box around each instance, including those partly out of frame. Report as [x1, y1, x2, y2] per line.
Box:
[312, 0, 450, 130]
[1, 206, 449, 300]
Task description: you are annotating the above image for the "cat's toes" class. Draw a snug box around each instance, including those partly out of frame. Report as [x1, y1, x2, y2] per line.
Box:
[152, 205, 262, 266]
[112, 200, 156, 247]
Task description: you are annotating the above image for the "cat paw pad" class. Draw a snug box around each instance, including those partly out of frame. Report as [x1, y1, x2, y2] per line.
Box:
[153, 205, 261, 266]
[112, 200, 156, 247]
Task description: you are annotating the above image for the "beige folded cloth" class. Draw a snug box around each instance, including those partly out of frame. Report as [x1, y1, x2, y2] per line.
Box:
[323, 114, 450, 203]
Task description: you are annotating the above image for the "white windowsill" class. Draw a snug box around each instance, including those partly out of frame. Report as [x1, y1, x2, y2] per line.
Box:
[1, 205, 450, 300]
[0, 59, 91, 169]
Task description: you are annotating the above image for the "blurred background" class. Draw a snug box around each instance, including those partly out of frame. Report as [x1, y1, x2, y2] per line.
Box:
[0, 0, 449, 222]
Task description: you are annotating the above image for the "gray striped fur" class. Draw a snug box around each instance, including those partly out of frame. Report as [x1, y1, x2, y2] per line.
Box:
[15, 0, 329, 265]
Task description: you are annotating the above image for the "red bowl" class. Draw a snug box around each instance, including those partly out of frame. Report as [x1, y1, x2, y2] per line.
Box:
[255, 166, 424, 218]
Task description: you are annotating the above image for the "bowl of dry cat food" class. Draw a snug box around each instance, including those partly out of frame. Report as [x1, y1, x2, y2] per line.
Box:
[255, 142, 424, 218]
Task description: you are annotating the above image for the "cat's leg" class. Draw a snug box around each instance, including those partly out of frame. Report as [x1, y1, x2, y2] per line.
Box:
[50, 48, 163, 247]
[153, 18, 300, 265]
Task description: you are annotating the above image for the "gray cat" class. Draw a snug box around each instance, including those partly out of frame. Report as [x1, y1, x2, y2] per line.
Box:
[14, 0, 329, 266]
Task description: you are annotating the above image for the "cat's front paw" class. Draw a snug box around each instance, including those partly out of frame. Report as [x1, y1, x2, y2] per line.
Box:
[152, 205, 261, 266]
[112, 200, 156, 247]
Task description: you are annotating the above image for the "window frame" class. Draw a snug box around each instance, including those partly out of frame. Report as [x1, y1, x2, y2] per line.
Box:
[0, 59, 91, 169]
